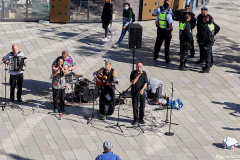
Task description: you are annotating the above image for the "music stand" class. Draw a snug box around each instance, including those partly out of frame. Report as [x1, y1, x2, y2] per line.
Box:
[87, 83, 96, 124]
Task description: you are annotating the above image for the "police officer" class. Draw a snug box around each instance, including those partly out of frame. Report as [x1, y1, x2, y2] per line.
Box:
[199, 16, 217, 73]
[153, 3, 173, 63]
[196, 7, 214, 64]
[180, 5, 196, 57]
[179, 14, 193, 71]
[152, 0, 174, 17]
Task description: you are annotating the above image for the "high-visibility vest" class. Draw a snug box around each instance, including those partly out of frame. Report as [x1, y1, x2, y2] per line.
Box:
[159, 12, 168, 29]
[179, 22, 185, 31]
[204, 22, 215, 36]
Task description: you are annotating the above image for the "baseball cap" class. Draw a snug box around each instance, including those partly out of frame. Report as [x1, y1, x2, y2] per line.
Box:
[103, 141, 112, 150]
[104, 59, 112, 64]
[201, 7, 208, 11]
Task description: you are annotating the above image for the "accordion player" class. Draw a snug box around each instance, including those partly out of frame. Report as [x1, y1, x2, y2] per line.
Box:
[9, 55, 27, 71]
[2, 44, 27, 103]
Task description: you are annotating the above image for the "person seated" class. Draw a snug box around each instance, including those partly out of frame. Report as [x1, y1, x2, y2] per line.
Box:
[93, 59, 117, 120]
[52, 50, 76, 74]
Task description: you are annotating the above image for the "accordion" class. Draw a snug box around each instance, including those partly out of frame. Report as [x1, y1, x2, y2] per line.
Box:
[9, 55, 27, 71]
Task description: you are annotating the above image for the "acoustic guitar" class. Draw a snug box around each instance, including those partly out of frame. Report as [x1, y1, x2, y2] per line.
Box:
[96, 74, 118, 87]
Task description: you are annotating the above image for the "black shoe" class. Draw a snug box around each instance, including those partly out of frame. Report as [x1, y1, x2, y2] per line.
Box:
[210, 62, 213, 67]
[202, 66, 207, 70]
[195, 60, 204, 64]
[17, 99, 24, 103]
[132, 120, 137, 125]
[202, 68, 210, 73]
[179, 66, 187, 71]
[190, 54, 195, 58]
[139, 120, 145, 124]
[165, 57, 170, 63]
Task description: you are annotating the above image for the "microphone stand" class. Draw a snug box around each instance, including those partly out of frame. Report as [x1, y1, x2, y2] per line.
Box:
[87, 82, 96, 124]
[109, 85, 131, 133]
[165, 82, 178, 136]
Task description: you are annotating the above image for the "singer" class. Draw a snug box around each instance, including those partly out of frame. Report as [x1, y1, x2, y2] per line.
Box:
[130, 62, 148, 125]
[52, 57, 68, 113]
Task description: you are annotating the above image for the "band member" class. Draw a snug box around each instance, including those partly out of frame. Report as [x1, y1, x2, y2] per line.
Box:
[94, 59, 117, 120]
[2, 44, 27, 102]
[52, 57, 68, 113]
[52, 50, 76, 74]
[130, 62, 148, 125]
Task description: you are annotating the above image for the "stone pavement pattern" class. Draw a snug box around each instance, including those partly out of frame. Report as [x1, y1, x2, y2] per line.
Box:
[0, 0, 240, 159]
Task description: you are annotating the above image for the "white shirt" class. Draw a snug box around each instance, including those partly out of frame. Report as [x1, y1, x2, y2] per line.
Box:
[3, 52, 25, 75]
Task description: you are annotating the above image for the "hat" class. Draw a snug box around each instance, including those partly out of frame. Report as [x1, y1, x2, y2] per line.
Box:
[103, 141, 112, 150]
[185, 5, 190, 8]
[104, 59, 112, 64]
[201, 7, 208, 11]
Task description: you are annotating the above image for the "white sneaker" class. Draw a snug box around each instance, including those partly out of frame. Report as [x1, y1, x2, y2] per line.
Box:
[101, 38, 109, 42]
[112, 44, 119, 48]
[111, 32, 115, 36]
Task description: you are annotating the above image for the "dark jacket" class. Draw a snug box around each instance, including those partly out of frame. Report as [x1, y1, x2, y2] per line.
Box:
[197, 14, 214, 33]
[180, 21, 193, 43]
[180, 11, 196, 29]
[101, 2, 113, 24]
[199, 21, 214, 46]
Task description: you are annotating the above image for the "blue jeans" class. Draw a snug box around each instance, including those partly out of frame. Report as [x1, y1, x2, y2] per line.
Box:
[117, 25, 129, 44]
[187, 0, 196, 13]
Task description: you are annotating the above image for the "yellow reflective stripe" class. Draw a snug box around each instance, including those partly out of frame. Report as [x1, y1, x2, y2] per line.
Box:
[208, 23, 215, 31]
[179, 22, 185, 31]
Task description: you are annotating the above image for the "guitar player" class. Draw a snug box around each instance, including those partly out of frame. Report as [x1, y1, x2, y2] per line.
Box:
[93, 59, 118, 120]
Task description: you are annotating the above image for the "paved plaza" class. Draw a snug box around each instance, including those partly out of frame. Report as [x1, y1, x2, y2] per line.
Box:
[0, 0, 240, 159]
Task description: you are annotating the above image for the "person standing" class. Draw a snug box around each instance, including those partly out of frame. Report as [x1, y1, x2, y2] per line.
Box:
[101, 0, 114, 42]
[130, 62, 148, 125]
[112, 2, 134, 48]
[180, 5, 196, 57]
[187, 0, 196, 13]
[2, 44, 27, 103]
[152, 0, 174, 17]
[179, 14, 193, 71]
[153, 3, 173, 63]
[199, 16, 220, 73]
[95, 141, 121, 160]
[196, 7, 214, 64]
[52, 57, 68, 113]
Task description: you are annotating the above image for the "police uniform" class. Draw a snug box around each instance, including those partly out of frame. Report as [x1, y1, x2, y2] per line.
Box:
[180, 11, 196, 57]
[179, 21, 193, 70]
[154, 9, 173, 63]
[199, 22, 215, 72]
[196, 13, 214, 63]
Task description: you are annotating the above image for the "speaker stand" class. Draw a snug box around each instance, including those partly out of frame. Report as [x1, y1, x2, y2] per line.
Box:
[132, 47, 135, 71]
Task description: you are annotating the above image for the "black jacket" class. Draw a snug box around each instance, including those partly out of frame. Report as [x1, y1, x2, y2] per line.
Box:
[180, 21, 193, 43]
[180, 11, 196, 29]
[101, 2, 113, 24]
[199, 22, 214, 45]
[197, 14, 214, 33]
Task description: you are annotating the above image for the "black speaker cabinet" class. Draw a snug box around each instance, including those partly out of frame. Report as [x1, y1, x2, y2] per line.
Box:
[128, 23, 143, 49]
